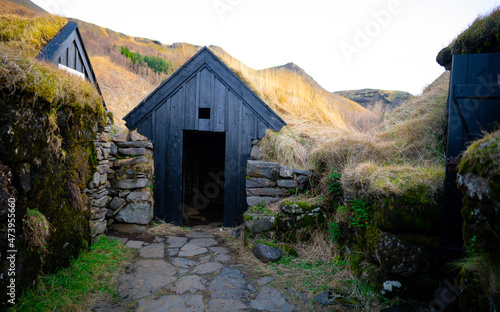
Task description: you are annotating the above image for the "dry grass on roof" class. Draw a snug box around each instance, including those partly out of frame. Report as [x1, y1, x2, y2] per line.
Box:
[0, 11, 67, 58]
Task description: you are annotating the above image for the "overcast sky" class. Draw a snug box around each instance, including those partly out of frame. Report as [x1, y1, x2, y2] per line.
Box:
[33, 0, 499, 95]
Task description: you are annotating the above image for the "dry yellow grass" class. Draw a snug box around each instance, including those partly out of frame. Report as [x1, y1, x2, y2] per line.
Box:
[0, 0, 40, 18]
[210, 46, 371, 130]
[90, 55, 157, 125]
[0, 10, 67, 58]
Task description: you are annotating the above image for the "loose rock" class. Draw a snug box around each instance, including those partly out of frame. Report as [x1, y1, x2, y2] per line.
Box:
[252, 243, 283, 263]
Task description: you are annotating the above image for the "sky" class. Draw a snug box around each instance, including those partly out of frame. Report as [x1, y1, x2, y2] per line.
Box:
[32, 0, 500, 95]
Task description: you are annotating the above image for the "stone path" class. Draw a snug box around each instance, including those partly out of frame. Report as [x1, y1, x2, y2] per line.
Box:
[95, 230, 295, 312]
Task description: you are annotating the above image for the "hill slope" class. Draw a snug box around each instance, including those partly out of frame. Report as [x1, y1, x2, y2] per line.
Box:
[65, 19, 372, 129]
[335, 89, 413, 110]
[5, 0, 46, 14]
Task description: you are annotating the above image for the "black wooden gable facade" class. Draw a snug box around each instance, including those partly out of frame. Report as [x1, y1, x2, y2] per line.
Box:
[124, 47, 286, 226]
[37, 21, 103, 98]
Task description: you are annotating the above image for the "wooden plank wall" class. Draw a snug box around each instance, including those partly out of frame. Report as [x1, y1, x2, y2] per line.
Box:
[136, 66, 270, 225]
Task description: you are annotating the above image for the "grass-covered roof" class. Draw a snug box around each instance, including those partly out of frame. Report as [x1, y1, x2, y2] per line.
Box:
[437, 7, 500, 69]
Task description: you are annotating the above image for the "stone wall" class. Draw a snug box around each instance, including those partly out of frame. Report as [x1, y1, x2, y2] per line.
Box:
[244, 158, 325, 245]
[86, 127, 154, 239]
[246, 160, 313, 208]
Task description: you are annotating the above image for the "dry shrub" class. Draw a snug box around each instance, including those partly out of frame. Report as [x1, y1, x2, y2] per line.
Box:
[294, 230, 338, 262]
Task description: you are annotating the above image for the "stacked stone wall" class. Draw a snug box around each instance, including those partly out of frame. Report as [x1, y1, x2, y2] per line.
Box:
[86, 127, 154, 239]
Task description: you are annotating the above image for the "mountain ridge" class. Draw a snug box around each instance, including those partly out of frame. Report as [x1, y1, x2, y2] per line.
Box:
[335, 88, 413, 110]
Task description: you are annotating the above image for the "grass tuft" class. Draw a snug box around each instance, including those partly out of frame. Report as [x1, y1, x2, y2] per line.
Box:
[9, 236, 135, 312]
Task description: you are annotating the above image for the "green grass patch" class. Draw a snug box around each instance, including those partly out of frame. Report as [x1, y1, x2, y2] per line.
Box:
[9, 236, 135, 312]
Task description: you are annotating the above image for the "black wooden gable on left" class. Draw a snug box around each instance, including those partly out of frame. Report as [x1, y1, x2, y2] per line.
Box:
[37, 21, 104, 102]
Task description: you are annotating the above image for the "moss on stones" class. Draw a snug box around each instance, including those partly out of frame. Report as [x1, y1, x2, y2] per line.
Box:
[373, 185, 442, 235]
[457, 130, 500, 311]
[0, 21, 106, 302]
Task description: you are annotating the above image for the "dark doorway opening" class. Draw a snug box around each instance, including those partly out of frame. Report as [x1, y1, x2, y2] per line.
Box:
[182, 131, 226, 227]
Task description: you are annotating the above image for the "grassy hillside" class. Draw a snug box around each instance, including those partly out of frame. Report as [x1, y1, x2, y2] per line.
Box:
[68, 19, 373, 130]
[4, 0, 46, 14]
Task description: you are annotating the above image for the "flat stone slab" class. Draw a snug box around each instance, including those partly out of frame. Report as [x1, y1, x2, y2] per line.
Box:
[166, 236, 188, 248]
[125, 240, 143, 249]
[199, 255, 212, 261]
[208, 247, 230, 254]
[256, 276, 275, 286]
[208, 268, 252, 299]
[214, 254, 231, 262]
[190, 238, 218, 247]
[168, 248, 179, 256]
[186, 231, 213, 238]
[207, 299, 248, 312]
[192, 262, 223, 275]
[152, 237, 164, 243]
[134, 259, 176, 276]
[171, 257, 197, 269]
[136, 294, 204, 312]
[168, 275, 206, 294]
[117, 274, 177, 301]
[139, 243, 164, 258]
[178, 243, 209, 257]
[250, 287, 295, 312]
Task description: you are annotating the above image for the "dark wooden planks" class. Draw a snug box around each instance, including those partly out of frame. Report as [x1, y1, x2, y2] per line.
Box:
[204, 49, 286, 131]
[213, 77, 226, 132]
[137, 113, 153, 141]
[184, 75, 197, 130]
[124, 47, 286, 131]
[123, 46, 289, 226]
[236, 104, 255, 224]
[166, 89, 184, 224]
[124, 49, 208, 129]
[153, 102, 168, 219]
[223, 90, 241, 226]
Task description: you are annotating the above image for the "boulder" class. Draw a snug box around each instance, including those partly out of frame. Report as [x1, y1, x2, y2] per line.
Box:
[367, 227, 440, 277]
[252, 243, 282, 263]
[114, 202, 153, 225]
[244, 212, 276, 234]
